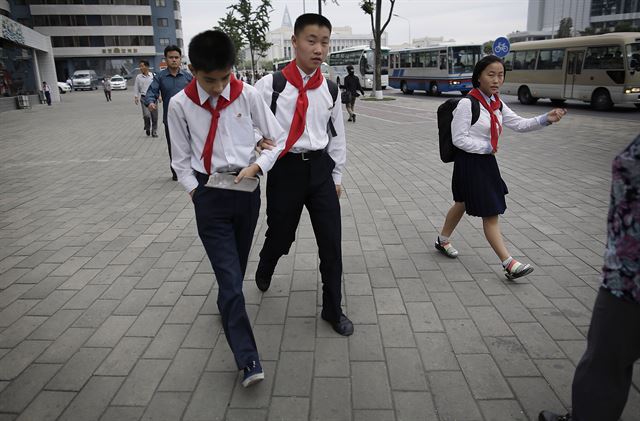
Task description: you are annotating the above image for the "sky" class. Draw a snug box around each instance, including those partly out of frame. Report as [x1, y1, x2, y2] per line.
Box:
[180, 0, 530, 50]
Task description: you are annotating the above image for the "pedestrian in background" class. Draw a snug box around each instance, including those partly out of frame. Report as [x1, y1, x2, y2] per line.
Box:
[65, 77, 72, 93]
[435, 55, 566, 280]
[539, 135, 640, 421]
[134, 60, 158, 137]
[144, 45, 193, 181]
[102, 77, 112, 102]
[343, 64, 364, 122]
[42, 81, 51, 106]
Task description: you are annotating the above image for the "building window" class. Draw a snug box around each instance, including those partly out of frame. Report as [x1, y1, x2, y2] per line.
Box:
[177, 38, 183, 48]
[175, 20, 181, 29]
[157, 18, 168, 27]
[160, 38, 170, 46]
[156, 0, 166, 6]
[174, 0, 180, 11]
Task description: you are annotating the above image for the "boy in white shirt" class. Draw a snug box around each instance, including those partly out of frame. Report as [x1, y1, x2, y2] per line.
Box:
[168, 30, 286, 387]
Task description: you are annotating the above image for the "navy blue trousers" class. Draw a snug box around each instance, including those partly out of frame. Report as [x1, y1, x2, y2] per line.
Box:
[259, 152, 343, 322]
[193, 173, 260, 369]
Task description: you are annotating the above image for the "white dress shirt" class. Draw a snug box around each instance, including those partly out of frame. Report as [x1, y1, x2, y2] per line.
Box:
[452, 91, 549, 154]
[134, 73, 154, 98]
[168, 80, 287, 193]
[253, 66, 347, 185]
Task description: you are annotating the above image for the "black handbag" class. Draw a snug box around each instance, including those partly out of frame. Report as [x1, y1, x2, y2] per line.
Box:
[341, 90, 352, 104]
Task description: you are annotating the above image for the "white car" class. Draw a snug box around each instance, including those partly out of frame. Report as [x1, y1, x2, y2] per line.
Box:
[57, 81, 71, 94]
[110, 75, 127, 90]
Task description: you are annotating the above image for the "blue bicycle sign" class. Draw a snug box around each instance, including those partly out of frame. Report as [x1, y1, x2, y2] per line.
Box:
[493, 37, 511, 58]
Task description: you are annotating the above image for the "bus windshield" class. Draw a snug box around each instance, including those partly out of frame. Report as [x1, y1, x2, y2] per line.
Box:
[449, 46, 481, 74]
[627, 43, 640, 70]
[363, 50, 389, 74]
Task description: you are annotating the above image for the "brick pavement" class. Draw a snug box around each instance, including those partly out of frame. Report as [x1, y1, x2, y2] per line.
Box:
[0, 88, 639, 420]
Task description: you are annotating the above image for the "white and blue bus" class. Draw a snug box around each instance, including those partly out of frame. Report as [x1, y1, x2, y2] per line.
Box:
[389, 44, 482, 95]
[327, 46, 390, 89]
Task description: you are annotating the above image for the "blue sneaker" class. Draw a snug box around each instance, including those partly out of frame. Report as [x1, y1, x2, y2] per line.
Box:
[241, 360, 264, 388]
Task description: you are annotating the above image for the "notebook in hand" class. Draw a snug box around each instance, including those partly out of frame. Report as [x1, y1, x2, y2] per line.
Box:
[205, 173, 259, 192]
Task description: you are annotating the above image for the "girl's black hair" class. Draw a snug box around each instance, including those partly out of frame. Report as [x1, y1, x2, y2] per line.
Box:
[472, 55, 505, 88]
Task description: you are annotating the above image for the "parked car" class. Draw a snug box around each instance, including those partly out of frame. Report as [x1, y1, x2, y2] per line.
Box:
[72, 70, 99, 91]
[110, 75, 127, 90]
[57, 81, 71, 94]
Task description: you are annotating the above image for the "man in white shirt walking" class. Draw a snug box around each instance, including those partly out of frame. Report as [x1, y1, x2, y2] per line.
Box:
[254, 14, 352, 337]
[134, 60, 158, 137]
[168, 30, 286, 388]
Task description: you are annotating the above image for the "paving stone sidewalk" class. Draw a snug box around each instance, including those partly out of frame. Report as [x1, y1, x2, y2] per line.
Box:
[0, 89, 639, 420]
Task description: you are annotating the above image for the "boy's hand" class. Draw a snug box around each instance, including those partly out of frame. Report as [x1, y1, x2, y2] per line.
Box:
[547, 108, 567, 123]
[257, 138, 277, 152]
[235, 164, 260, 183]
[148, 102, 157, 111]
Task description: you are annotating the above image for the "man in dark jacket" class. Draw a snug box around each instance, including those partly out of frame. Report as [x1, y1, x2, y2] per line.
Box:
[343, 65, 364, 122]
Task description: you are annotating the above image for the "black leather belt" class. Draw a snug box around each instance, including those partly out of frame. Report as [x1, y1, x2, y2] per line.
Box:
[287, 150, 324, 161]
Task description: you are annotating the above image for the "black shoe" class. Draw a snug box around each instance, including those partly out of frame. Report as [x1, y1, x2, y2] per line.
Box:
[352, 114, 356, 122]
[347, 116, 353, 122]
[152, 132, 158, 138]
[255, 261, 274, 292]
[145, 129, 150, 136]
[172, 173, 178, 181]
[538, 411, 572, 421]
[321, 312, 354, 336]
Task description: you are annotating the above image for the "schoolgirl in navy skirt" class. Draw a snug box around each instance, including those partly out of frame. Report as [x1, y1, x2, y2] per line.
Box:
[436, 56, 567, 280]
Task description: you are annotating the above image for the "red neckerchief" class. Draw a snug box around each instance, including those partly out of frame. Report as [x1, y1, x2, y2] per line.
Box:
[184, 75, 243, 174]
[469, 88, 502, 153]
[280, 60, 324, 157]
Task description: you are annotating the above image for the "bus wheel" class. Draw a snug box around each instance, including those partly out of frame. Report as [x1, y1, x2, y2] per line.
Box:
[429, 83, 440, 96]
[518, 86, 538, 105]
[460, 90, 469, 96]
[591, 89, 613, 111]
[550, 99, 566, 106]
[401, 81, 413, 95]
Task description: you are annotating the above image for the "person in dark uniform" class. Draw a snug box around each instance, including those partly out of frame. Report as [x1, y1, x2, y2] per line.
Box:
[253, 13, 353, 337]
[144, 45, 193, 180]
[435, 55, 566, 280]
[343, 64, 364, 122]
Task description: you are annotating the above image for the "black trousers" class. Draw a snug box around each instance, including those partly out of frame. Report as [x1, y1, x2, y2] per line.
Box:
[192, 172, 261, 369]
[259, 152, 343, 322]
[572, 288, 640, 421]
[164, 124, 177, 178]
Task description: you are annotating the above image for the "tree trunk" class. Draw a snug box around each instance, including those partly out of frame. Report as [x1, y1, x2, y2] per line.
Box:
[374, 0, 383, 99]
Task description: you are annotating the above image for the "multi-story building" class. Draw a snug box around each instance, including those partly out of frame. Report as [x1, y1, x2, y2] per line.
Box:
[510, 0, 639, 42]
[1, 3, 59, 111]
[8, 0, 183, 80]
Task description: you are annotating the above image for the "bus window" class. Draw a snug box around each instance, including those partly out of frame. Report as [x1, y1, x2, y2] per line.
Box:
[585, 46, 624, 69]
[400, 52, 411, 67]
[627, 43, 640, 70]
[504, 52, 514, 70]
[537, 49, 565, 70]
[513, 50, 537, 70]
[412, 51, 425, 68]
[449, 46, 481, 73]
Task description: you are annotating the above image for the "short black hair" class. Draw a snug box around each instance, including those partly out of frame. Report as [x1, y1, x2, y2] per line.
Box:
[294, 13, 332, 36]
[472, 55, 505, 88]
[139, 59, 150, 67]
[164, 45, 182, 57]
[188, 30, 236, 72]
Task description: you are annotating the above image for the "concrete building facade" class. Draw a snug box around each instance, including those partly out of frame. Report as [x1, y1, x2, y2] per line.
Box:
[7, 0, 182, 80]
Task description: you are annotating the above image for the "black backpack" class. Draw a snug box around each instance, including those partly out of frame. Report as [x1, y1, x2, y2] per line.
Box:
[436, 95, 502, 163]
[270, 71, 339, 137]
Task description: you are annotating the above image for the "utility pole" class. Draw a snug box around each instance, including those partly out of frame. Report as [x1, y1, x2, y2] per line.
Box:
[318, 0, 322, 15]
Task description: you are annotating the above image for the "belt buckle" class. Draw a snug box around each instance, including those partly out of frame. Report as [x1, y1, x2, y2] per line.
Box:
[301, 152, 310, 161]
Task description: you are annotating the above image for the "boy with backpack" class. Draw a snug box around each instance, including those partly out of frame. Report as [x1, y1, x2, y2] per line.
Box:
[168, 30, 286, 387]
[253, 13, 353, 336]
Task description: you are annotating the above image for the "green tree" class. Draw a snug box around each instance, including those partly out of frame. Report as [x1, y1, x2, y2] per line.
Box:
[556, 17, 573, 38]
[483, 40, 494, 55]
[613, 20, 635, 32]
[360, 0, 396, 98]
[214, 0, 273, 80]
[580, 25, 598, 36]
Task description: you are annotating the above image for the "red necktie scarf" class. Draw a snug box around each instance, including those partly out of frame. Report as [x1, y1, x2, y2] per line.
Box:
[469, 88, 502, 153]
[184, 75, 243, 174]
[280, 60, 324, 157]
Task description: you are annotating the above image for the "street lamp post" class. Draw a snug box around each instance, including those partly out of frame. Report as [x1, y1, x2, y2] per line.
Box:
[392, 13, 411, 47]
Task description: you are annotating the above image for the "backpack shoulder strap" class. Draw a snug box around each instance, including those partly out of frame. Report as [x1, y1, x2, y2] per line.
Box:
[326, 79, 339, 138]
[270, 71, 287, 115]
[467, 95, 481, 126]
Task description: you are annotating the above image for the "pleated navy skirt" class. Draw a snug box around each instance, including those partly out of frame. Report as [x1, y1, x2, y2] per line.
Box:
[452, 150, 508, 217]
